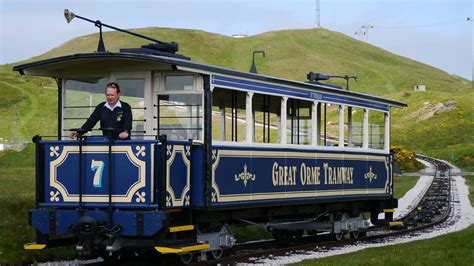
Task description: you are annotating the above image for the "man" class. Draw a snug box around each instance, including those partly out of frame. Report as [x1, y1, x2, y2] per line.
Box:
[69, 82, 133, 140]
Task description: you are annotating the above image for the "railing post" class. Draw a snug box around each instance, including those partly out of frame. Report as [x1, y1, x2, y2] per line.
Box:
[347, 106, 352, 147]
[339, 105, 345, 148]
[203, 75, 213, 207]
[158, 135, 167, 210]
[311, 101, 319, 146]
[57, 79, 62, 140]
[107, 134, 114, 228]
[363, 108, 369, 149]
[384, 112, 390, 152]
[246, 92, 254, 143]
[32, 135, 43, 207]
[280, 97, 288, 144]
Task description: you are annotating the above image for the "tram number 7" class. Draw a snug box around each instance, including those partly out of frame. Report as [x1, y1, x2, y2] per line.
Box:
[91, 160, 105, 188]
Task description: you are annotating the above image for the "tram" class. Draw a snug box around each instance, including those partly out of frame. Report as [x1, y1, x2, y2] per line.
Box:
[15, 10, 405, 261]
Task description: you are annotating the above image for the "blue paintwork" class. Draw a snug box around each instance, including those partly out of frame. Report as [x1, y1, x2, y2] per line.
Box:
[165, 141, 193, 208]
[206, 145, 391, 208]
[30, 209, 163, 236]
[191, 145, 205, 206]
[211, 75, 390, 112]
[40, 139, 156, 208]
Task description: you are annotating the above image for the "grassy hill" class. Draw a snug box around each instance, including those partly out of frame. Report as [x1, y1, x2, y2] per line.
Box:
[0, 27, 472, 167]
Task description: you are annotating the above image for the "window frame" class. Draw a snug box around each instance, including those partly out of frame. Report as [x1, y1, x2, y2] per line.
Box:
[153, 72, 204, 141]
[61, 77, 109, 139]
[208, 84, 390, 154]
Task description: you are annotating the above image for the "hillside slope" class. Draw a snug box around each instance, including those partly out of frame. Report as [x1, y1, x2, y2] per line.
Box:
[1, 27, 472, 167]
[21, 27, 470, 94]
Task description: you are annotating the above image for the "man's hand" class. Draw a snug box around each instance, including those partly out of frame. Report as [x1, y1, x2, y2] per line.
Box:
[119, 131, 129, 140]
[69, 132, 78, 139]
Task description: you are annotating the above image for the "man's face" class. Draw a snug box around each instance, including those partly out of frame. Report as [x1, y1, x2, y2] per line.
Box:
[106, 87, 120, 106]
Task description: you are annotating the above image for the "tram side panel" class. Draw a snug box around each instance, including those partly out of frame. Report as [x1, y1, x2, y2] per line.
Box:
[162, 141, 194, 208]
[209, 145, 392, 208]
[29, 139, 163, 237]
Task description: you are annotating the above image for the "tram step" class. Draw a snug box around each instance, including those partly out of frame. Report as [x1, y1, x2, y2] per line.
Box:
[24, 242, 46, 250]
[155, 242, 211, 254]
[388, 221, 404, 227]
[169, 224, 195, 233]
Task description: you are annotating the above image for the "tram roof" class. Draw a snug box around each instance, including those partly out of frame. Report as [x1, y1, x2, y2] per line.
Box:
[13, 52, 406, 109]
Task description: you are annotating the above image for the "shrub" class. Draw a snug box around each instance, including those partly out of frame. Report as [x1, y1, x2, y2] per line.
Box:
[456, 155, 474, 169]
[392, 145, 425, 173]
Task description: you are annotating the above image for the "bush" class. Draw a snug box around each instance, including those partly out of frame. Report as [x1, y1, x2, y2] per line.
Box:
[456, 155, 474, 169]
[392, 146, 425, 173]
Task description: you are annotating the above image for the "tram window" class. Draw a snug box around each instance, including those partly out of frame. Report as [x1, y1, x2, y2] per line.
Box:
[253, 94, 280, 144]
[116, 78, 146, 137]
[321, 103, 339, 147]
[287, 99, 312, 145]
[158, 94, 202, 141]
[347, 107, 364, 148]
[63, 78, 108, 136]
[211, 88, 246, 142]
[165, 75, 194, 91]
[369, 111, 385, 149]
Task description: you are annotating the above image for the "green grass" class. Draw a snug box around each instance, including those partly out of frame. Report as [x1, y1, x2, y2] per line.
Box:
[389, 91, 474, 168]
[231, 225, 272, 242]
[0, 69, 57, 143]
[393, 175, 420, 200]
[466, 176, 474, 205]
[0, 146, 77, 264]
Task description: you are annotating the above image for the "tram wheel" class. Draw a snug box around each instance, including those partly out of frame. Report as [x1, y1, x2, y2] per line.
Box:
[334, 231, 344, 241]
[211, 248, 224, 259]
[351, 230, 360, 239]
[179, 252, 193, 264]
[333, 212, 343, 241]
[333, 212, 351, 241]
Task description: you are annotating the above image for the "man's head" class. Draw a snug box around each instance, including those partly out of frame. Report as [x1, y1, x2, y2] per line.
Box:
[105, 82, 121, 106]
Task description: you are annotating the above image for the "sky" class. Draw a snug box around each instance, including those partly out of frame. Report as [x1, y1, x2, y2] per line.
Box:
[0, 0, 472, 80]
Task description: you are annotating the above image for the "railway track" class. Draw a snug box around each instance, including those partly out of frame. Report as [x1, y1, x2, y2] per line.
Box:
[184, 155, 453, 265]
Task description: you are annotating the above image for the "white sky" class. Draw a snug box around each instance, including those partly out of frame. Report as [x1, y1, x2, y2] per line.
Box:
[0, 0, 472, 80]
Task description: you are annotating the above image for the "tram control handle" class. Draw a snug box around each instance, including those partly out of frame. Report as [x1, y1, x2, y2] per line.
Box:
[69, 128, 124, 140]
[69, 128, 89, 140]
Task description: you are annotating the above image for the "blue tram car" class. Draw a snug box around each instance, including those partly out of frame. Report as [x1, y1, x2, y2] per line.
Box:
[14, 10, 405, 261]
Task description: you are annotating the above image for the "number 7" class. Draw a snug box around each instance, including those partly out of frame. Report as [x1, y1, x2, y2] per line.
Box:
[91, 160, 105, 188]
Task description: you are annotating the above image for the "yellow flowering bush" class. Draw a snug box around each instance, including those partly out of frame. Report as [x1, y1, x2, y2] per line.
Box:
[391, 146, 425, 173]
[456, 155, 474, 169]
